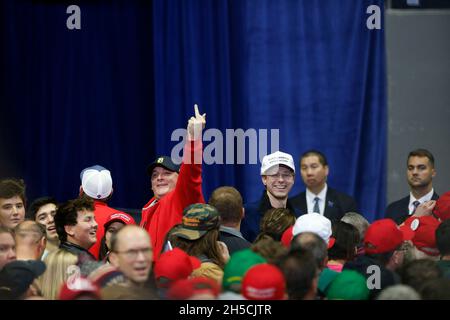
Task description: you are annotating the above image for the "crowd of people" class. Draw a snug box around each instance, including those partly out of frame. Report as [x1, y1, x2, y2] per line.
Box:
[0, 105, 449, 300]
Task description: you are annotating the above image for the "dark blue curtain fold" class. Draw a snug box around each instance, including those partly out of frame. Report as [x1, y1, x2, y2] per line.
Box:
[0, 0, 386, 222]
[1, 1, 156, 210]
[151, 0, 386, 221]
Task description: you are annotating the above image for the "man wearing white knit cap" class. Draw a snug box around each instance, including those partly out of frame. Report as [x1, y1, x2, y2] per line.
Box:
[242, 151, 302, 242]
[79, 165, 133, 260]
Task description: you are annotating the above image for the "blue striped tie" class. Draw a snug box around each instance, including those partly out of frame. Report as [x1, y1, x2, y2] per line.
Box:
[313, 197, 320, 214]
[412, 201, 420, 214]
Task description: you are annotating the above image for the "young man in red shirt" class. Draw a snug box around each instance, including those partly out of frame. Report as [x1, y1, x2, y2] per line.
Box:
[141, 105, 206, 260]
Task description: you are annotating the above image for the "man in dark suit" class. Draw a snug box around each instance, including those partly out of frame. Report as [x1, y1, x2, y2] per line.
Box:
[208, 186, 251, 254]
[385, 149, 438, 224]
[290, 150, 358, 222]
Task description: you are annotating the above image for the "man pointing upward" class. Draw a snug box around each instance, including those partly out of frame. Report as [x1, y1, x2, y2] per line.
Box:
[140, 105, 206, 260]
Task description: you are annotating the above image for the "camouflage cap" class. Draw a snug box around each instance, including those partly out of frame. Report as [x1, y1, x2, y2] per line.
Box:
[171, 203, 221, 240]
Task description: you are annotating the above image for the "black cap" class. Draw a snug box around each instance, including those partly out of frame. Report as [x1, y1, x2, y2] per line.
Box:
[146, 156, 180, 176]
[0, 260, 46, 299]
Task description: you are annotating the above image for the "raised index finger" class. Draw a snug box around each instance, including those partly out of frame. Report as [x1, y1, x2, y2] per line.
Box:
[194, 104, 201, 118]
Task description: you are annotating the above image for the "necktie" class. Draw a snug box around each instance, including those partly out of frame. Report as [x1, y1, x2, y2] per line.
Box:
[412, 200, 420, 214]
[313, 197, 320, 214]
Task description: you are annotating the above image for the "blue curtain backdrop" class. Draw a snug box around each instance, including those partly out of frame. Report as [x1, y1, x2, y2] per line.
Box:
[0, 0, 386, 222]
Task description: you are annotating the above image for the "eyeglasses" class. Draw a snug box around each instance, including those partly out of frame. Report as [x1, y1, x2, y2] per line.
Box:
[266, 173, 294, 180]
[113, 247, 153, 259]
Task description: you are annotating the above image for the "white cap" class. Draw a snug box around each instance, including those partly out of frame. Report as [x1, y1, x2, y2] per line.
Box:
[292, 213, 332, 244]
[81, 165, 113, 200]
[260, 151, 295, 175]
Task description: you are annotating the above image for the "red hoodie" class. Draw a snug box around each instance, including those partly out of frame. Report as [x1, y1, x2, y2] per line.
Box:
[140, 140, 204, 260]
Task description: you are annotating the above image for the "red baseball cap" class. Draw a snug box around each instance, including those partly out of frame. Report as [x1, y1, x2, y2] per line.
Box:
[59, 277, 101, 300]
[327, 237, 336, 249]
[364, 219, 405, 254]
[281, 226, 294, 247]
[104, 212, 136, 229]
[154, 248, 201, 286]
[241, 263, 286, 300]
[400, 216, 440, 256]
[166, 277, 220, 300]
[434, 191, 450, 221]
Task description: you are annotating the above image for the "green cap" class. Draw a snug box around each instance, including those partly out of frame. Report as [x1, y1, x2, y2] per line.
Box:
[171, 203, 221, 240]
[318, 268, 339, 294]
[326, 270, 370, 300]
[222, 249, 266, 292]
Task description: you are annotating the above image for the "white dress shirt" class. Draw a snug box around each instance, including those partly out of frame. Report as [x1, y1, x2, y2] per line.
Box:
[408, 188, 434, 215]
[306, 184, 328, 215]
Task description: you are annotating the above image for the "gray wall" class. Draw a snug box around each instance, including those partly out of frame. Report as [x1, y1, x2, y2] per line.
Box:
[386, 9, 450, 204]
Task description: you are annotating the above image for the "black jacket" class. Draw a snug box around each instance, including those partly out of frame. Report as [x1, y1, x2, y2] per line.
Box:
[219, 226, 251, 255]
[241, 191, 303, 243]
[289, 187, 358, 222]
[60, 241, 96, 262]
[385, 191, 439, 224]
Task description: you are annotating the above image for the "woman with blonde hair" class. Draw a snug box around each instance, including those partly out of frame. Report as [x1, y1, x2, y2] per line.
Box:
[38, 249, 78, 299]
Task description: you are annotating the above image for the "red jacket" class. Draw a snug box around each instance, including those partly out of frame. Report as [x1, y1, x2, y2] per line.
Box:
[140, 140, 204, 261]
[89, 201, 128, 259]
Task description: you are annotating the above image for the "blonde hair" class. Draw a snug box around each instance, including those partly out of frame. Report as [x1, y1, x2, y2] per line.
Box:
[38, 249, 78, 300]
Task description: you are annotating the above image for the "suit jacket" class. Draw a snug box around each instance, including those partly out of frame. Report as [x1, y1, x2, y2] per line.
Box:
[384, 191, 439, 224]
[289, 187, 358, 222]
[219, 226, 251, 255]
